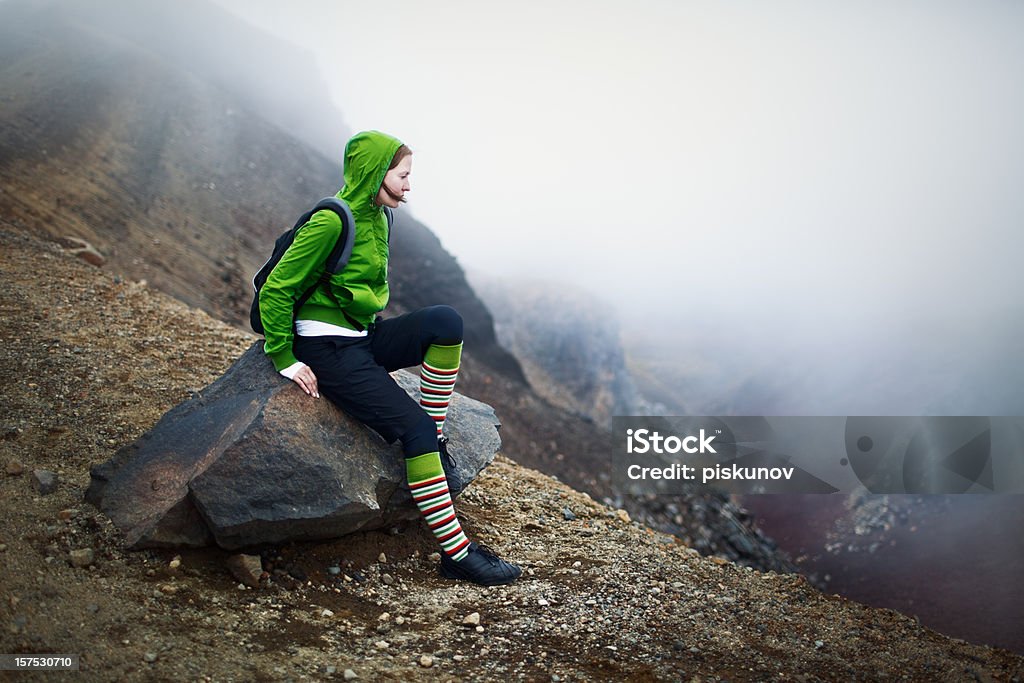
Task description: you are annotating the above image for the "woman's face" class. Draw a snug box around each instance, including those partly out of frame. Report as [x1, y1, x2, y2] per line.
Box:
[376, 155, 412, 208]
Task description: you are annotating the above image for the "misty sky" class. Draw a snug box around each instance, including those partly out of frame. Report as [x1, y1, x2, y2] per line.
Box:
[213, 0, 1024, 414]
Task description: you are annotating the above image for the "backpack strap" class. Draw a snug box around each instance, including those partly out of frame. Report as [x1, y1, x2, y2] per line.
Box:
[383, 205, 394, 244]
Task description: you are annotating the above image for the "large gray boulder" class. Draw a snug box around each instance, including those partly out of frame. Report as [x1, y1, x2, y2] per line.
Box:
[85, 341, 501, 550]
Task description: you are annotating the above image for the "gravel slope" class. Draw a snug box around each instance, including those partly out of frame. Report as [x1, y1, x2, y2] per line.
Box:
[2, 226, 1023, 681]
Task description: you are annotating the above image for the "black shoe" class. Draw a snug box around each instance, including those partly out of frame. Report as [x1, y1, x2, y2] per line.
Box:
[439, 542, 522, 586]
[438, 436, 465, 496]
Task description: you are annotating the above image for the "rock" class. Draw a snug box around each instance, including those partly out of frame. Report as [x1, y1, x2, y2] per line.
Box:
[58, 509, 75, 522]
[328, 566, 341, 576]
[463, 612, 481, 626]
[225, 553, 262, 588]
[58, 236, 105, 267]
[395, 616, 405, 625]
[538, 598, 549, 606]
[32, 469, 58, 495]
[378, 553, 387, 564]
[419, 655, 433, 668]
[562, 507, 576, 521]
[6, 460, 24, 476]
[374, 640, 389, 650]
[85, 342, 501, 549]
[428, 552, 441, 562]
[69, 548, 94, 567]
[169, 557, 181, 570]
[615, 509, 630, 524]
[343, 669, 358, 680]
[382, 574, 394, 585]
[144, 652, 158, 663]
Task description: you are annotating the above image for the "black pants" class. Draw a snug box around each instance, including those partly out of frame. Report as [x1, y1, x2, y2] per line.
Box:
[293, 305, 463, 458]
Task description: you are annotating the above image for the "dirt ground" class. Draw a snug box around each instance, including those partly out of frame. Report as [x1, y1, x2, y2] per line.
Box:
[2, 227, 1024, 681]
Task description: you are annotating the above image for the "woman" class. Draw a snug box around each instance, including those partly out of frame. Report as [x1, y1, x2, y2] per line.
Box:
[259, 130, 521, 586]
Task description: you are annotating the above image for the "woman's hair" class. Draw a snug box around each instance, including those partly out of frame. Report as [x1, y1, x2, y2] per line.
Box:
[389, 144, 413, 170]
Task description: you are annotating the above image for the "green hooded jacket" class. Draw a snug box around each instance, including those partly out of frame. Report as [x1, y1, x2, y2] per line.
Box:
[260, 130, 403, 371]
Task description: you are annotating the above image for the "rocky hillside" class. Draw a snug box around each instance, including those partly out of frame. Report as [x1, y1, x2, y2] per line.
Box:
[2, 229, 1023, 681]
[0, 0, 790, 571]
[468, 273, 658, 426]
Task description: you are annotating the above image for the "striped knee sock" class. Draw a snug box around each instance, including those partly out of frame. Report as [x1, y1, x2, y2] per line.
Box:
[421, 343, 462, 436]
[407, 451, 471, 561]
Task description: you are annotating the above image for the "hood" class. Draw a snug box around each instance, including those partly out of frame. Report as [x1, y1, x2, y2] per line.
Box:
[337, 130, 403, 220]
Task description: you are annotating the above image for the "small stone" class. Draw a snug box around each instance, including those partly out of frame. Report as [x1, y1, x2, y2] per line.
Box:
[378, 553, 387, 563]
[462, 612, 481, 626]
[343, 669, 358, 680]
[382, 573, 394, 585]
[374, 640, 389, 650]
[31, 469, 58, 495]
[328, 566, 341, 576]
[6, 460, 25, 476]
[325, 666, 336, 675]
[159, 584, 177, 594]
[395, 616, 406, 625]
[379, 612, 391, 622]
[572, 561, 582, 568]
[169, 557, 181, 570]
[475, 625, 484, 633]
[225, 553, 263, 588]
[537, 598, 549, 606]
[815, 640, 825, 649]
[453, 655, 464, 662]
[10, 615, 27, 633]
[428, 552, 441, 562]
[0, 544, 6, 552]
[562, 507, 576, 521]
[144, 652, 158, 663]
[321, 609, 334, 618]
[69, 548, 94, 568]
[615, 509, 631, 524]
[419, 655, 433, 668]
[86, 604, 99, 613]
[552, 676, 562, 682]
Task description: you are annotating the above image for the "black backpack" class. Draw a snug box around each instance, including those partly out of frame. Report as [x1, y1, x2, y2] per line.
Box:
[249, 197, 393, 334]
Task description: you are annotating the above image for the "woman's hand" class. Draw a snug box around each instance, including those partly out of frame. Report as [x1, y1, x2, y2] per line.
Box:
[280, 362, 320, 398]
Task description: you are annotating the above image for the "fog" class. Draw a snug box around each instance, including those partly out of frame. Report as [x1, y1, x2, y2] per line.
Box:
[213, 0, 1024, 415]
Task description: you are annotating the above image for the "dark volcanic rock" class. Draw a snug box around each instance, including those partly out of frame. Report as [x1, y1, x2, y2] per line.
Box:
[32, 469, 58, 495]
[85, 342, 500, 550]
